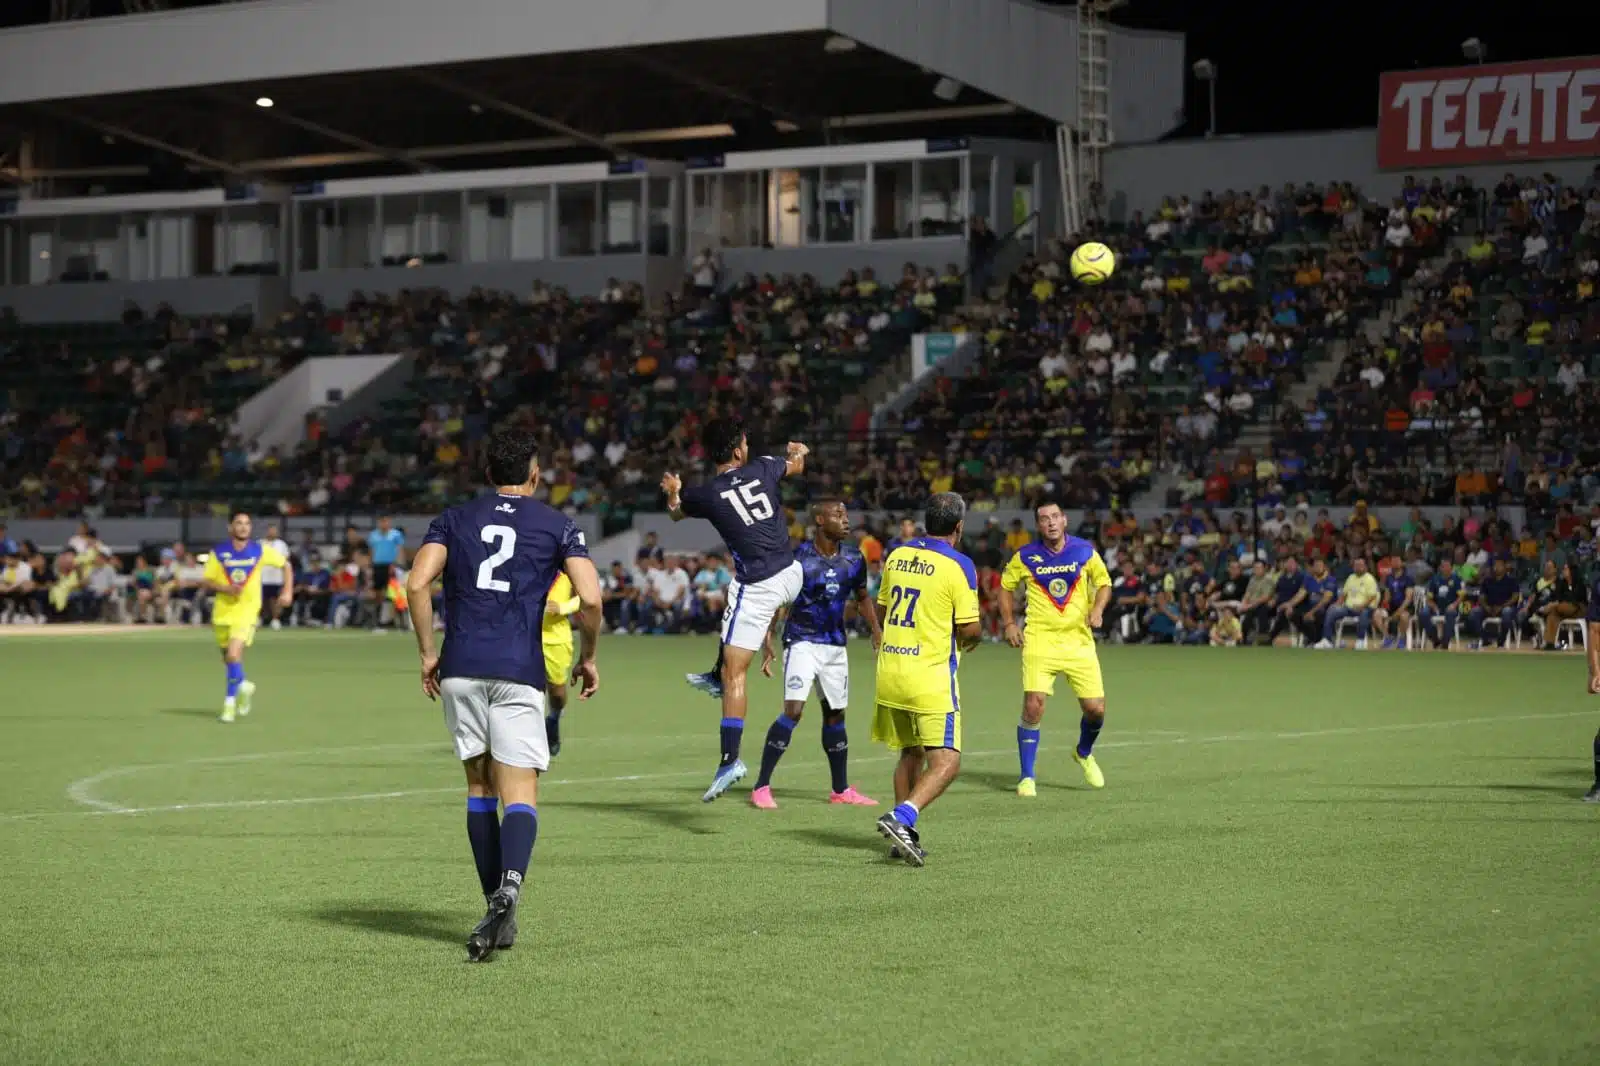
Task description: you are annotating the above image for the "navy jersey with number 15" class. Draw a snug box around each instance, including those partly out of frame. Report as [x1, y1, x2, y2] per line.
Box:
[680, 455, 793, 584]
[423, 493, 589, 688]
[783, 540, 867, 647]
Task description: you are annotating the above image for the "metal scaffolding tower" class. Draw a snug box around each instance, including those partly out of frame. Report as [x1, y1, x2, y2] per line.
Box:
[1061, 0, 1122, 235]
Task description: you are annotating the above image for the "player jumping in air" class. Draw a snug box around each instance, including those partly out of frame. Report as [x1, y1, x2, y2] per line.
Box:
[872, 492, 983, 866]
[1585, 568, 1600, 803]
[749, 499, 882, 809]
[661, 417, 808, 803]
[998, 501, 1112, 796]
[204, 511, 293, 723]
[542, 571, 582, 757]
[406, 428, 603, 962]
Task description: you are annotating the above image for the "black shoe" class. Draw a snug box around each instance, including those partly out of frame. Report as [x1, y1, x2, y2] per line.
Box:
[495, 903, 518, 949]
[467, 888, 516, 962]
[888, 825, 925, 861]
[546, 717, 561, 759]
[1583, 785, 1600, 804]
[875, 813, 925, 867]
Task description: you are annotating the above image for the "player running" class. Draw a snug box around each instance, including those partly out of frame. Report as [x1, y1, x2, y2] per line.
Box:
[661, 417, 808, 803]
[203, 511, 293, 724]
[749, 499, 882, 809]
[405, 428, 602, 962]
[997, 501, 1112, 796]
[872, 492, 983, 866]
[542, 571, 582, 757]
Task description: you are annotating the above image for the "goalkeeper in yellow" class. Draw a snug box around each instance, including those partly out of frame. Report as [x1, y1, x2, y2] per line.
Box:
[204, 511, 292, 723]
[998, 501, 1111, 795]
[542, 571, 582, 757]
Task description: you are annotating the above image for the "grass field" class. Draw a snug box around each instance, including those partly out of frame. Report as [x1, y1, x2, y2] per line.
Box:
[1, 629, 1596, 1066]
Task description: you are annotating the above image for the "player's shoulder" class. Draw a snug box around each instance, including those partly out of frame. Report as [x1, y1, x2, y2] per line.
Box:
[913, 536, 979, 589]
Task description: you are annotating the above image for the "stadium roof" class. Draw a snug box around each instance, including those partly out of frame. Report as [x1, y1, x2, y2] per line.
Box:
[0, 0, 1155, 192]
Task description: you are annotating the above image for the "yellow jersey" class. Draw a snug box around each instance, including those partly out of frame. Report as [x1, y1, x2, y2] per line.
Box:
[543, 572, 577, 648]
[874, 538, 980, 714]
[204, 539, 288, 627]
[1000, 537, 1110, 649]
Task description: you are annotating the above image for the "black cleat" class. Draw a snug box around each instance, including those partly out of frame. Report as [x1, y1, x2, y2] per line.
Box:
[876, 813, 926, 867]
[546, 716, 561, 758]
[1583, 785, 1600, 804]
[888, 825, 925, 861]
[467, 888, 517, 962]
[496, 908, 518, 950]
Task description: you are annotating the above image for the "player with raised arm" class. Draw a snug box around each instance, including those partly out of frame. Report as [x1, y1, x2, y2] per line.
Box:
[749, 499, 882, 809]
[661, 416, 808, 802]
[203, 511, 293, 723]
[872, 492, 983, 866]
[998, 501, 1112, 796]
[1585, 567, 1600, 803]
[405, 428, 603, 962]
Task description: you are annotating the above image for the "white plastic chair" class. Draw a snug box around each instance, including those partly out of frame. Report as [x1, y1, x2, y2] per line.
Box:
[1558, 617, 1588, 651]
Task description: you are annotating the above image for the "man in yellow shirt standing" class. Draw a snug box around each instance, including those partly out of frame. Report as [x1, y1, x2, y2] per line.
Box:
[542, 571, 582, 757]
[203, 512, 293, 722]
[1316, 556, 1378, 650]
[997, 501, 1113, 795]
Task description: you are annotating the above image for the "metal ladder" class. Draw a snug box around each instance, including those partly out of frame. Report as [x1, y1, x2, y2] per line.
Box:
[1061, 0, 1121, 236]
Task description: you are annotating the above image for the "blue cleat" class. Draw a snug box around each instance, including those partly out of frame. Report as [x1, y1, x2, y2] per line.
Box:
[701, 759, 747, 802]
[685, 671, 724, 700]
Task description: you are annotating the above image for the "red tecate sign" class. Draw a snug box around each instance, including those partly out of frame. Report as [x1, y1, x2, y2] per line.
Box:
[1377, 56, 1600, 168]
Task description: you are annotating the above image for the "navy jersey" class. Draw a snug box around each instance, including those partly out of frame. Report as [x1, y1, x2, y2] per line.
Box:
[1428, 573, 1463, 607]
[679, 455, 793, 584]
[424, 493, 589, 688]
[1480, 574, 1520, 608]
[1383, 572, 1413, 610]
[783, 540, 867, 647]
[1588, 577, 1600, 623]
[1272, 570, 1303, 606]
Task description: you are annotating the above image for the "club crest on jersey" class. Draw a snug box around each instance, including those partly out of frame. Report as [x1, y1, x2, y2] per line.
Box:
[229, 567, 249, 584]
[495, 502, 516, 514]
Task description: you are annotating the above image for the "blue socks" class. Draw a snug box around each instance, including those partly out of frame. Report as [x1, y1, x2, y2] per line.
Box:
[719, 717, 744, 769]
[225, 661, 244, 700]
[1078, 713, 1104, 758]
[821, 718, 850, 793]
[465, 796, 500, 896]
[1017, 722, 1041, 780]
[755, 715, 796, 788]
[499, 803, 537, 898]
[891, 802, 919, 828]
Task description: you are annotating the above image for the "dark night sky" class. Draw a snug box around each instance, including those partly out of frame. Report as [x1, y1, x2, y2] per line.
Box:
[1, 1, 1581, 142]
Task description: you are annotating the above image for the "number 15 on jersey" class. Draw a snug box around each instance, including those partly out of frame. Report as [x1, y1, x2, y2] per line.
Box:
[719, 483, 773, 526]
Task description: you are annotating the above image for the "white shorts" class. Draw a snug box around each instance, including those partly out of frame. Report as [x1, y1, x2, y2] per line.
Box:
[721, 561, 804, 651]
[783, 641, 850, 710]
[440, 677, 550, 771]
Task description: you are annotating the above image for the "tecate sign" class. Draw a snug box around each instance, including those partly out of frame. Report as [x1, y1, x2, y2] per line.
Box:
[1377, 56, 1600, 168]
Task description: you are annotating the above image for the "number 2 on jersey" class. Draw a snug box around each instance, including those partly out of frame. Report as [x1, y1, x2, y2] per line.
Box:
[476, 525, 516, 591]
[885, 586, 920, 627]
[719, 482, 773, 526]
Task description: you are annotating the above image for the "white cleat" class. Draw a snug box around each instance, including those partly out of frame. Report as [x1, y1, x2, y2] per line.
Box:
[701, 759, 747, 802]
[236, 680, 256, 718]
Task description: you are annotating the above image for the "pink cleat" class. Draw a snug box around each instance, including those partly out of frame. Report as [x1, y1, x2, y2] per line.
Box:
[829, 787, 878, 806]
[750, 785, 778, 810]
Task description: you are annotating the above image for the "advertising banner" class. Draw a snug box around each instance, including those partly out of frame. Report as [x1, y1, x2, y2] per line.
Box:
[1377, 56, 1600, 168]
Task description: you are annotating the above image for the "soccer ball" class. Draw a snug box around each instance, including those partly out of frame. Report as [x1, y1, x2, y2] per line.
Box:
[1069, 241, 1116, 285]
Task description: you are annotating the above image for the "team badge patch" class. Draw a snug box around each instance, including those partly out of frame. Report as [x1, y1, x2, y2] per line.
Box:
[786, 674, 806, 692]
[1048, 578, 1068, 598]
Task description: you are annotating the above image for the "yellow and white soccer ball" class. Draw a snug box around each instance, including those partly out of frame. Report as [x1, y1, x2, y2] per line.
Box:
[1069, 241, 1116, 285]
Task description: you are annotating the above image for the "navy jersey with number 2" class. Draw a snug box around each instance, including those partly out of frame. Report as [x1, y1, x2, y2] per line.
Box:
[424, 492, 589, 689]
[680, 455, 793, 584]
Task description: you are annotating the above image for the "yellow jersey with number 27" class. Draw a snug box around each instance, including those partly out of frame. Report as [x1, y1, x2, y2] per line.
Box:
[874, 537, 981, 714]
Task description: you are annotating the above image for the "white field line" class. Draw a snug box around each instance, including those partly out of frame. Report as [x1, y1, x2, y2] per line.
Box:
[0, 711, 1587, 825]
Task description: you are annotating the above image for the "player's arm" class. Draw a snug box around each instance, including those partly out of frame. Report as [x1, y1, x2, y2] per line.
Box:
[405, 541, 448, 700]
[1087, 552, 1112, 629]
[1587, 612, 1600, 694]
[998, 553, 1025, 646]
[855, 586, 882, 649]
[782, 442, 809, 477]
[955, 566, 983, 652]
[661, 472, 687, 521]
[277, 556, 295, 607]
[565, 555, 603, 700]
[201, 555, 238, 596]
[761, 606, 785, 677]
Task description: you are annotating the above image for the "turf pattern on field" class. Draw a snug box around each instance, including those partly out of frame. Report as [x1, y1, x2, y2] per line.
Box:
[0, 633, 1595, 1066]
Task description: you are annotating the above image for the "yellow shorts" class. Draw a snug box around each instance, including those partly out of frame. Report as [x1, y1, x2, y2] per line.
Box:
[871, 702, 961, 752]
[1021, 643, 1104, 699]
[543, 641, 573, 689]
[214, 621, 256, 649]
